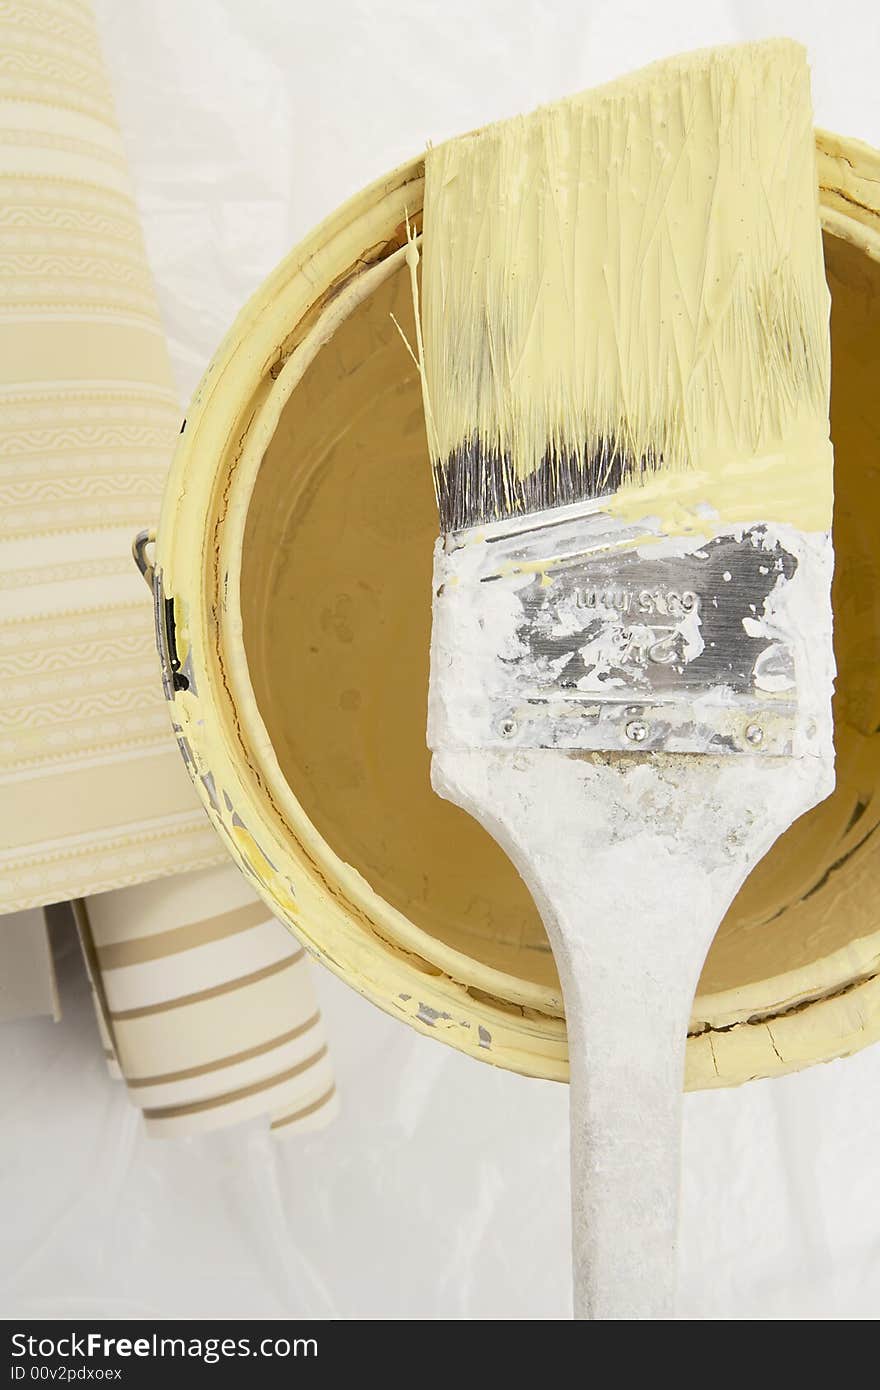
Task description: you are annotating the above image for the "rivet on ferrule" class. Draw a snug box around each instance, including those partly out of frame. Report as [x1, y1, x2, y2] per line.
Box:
[625, 720, 649, 744]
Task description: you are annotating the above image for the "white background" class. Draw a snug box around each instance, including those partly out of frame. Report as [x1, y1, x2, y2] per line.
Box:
[3, 0, 880, 1319]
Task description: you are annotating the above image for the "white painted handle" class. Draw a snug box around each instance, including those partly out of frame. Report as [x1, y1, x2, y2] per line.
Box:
[552, 909, 700, 1319]
[430, 747, 825, 1319]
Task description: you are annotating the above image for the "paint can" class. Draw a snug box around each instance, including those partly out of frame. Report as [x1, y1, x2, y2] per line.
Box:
[142, 130, 880, 1088]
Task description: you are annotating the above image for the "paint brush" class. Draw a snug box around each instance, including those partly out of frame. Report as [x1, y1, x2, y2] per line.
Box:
[410, 40, 835, 1319]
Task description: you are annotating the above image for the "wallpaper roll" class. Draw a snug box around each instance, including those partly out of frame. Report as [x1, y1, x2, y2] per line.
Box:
[0, 0, 226, 911]
[75, 864, 339, 1138]
[0, 906, 58, 1021]
[0, 0, 338, 1138]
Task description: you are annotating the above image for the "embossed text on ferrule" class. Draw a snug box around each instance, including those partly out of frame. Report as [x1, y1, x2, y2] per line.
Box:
[574, 586, 699, 617]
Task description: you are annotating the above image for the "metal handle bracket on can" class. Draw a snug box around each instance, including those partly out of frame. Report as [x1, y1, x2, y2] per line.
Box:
[132, 528, 191, 696]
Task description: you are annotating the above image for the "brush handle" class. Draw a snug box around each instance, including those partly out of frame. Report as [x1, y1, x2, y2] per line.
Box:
[541, 859, 710, 1320]
[431, 747, 826, 1319]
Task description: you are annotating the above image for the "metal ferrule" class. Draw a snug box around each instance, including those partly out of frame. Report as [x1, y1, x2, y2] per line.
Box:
[428, 499, 828, 758]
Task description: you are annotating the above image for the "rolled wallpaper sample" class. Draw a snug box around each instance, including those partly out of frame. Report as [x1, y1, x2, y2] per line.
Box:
[76, 864, 338, 1138]
[0, 907, 58, 1021]
[0, 0, 338, 1137]
[0, 0, 226, 910]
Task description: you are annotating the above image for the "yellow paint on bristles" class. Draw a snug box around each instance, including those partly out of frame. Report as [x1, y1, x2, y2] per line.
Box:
[415, 39, 833, 536]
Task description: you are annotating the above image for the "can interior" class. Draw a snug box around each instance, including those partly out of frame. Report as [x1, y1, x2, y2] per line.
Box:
[240, 229, 880, 1017]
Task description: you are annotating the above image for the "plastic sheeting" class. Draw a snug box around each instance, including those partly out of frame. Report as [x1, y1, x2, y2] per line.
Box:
[2, 0, 880, 1319]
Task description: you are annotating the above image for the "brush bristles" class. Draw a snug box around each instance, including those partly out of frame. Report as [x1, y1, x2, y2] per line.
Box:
[435, 438, 658, 534]
[418, 40, 830, 534]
